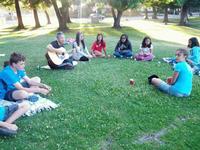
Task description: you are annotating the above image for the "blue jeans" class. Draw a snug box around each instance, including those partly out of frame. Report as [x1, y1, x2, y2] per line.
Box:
[158, 81, 189, 97]
[113, 50, 133, 58]
[192, 64, 200, 75]
[3, 104, 18, 121]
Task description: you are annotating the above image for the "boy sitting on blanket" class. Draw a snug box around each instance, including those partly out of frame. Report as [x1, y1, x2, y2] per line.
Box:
[0, 101, 29, 136]
[0, 52, 51, 102]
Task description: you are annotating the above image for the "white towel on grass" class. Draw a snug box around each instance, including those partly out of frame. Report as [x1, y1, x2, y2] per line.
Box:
[0, 54, 6, 57]
[0, 94, 59, 116]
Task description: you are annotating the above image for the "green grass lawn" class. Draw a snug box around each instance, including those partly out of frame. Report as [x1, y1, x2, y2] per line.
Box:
[0, 20, 200, 150]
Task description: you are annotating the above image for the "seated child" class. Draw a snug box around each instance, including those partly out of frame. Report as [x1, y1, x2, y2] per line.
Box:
[72, 32, 92, 61]
[149, 48, 193, 97]
[90, 33, 107, 58]
[135, 36, 154, 61]
[113, 34, 133, 58]
[187, 37, 200, 74]
[0, 101, 29, 136]
[0, 53, 51, 102]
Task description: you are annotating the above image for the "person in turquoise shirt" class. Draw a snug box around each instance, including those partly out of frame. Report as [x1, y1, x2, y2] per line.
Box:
[149, 48, 193, 97]
[0, 52, 52, 102]
[187, 37, 200, 66]
[0, 102, 29, 136]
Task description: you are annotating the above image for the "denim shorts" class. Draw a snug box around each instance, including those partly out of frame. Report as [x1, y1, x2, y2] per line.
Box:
[3, 104, 18, 121]
[4, 82, 30, 101]
[158, 81, 189, 97]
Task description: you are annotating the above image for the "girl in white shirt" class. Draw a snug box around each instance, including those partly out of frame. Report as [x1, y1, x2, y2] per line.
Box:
[135, 36, 154, 61]
[72, 32, 92, 61]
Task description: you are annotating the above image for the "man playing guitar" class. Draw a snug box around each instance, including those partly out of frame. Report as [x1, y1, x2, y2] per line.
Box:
[46, 32, 76, 70]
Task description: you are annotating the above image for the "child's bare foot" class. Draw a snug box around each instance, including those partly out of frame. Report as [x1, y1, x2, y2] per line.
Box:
[5, 123, 18, 131]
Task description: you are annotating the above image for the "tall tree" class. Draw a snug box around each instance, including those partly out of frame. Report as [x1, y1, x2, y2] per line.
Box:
[22, 0, 41, 28]
[44, 10, 51, 24]
[143, 0, 161, 19]
[15, 0, 25, 29]
[108, 0, 142, 28]
[144, 8, 149, 19]
[0, 0, 25, 29]
[51, 0, 68, 31]
[176, 0, 200, 25]
[41, 0, 52, 24]
[152, 6, 158, 19]
[159, 0, 175, 24]
[29, 0, 41, 28]
[60, 0, 71, 23]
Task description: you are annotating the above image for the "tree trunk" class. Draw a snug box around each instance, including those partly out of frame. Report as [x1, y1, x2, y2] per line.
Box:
[152, 6, 158, 19]
[51, 0, 68, 31]
[179, 4, 188, 26]
[144, 8, 149, 19]
[60, 7, 67, 23]
[60, 1, 71, 23]
[15, 0, 25, 29]
[163, 6, 168, 24]
[188, 7, 193, 16]
[66, 6, 71, 23]
[33, 8, 41, 28]
[111, 8, 123, 29]
[44, 10, 51, 24]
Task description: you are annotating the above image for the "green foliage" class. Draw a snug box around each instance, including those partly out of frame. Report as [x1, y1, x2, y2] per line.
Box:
[108, 0, 142, 11]
[143, 0, 178, 8]
[0, 0, 14, 8]
[176, 0, 200, 7]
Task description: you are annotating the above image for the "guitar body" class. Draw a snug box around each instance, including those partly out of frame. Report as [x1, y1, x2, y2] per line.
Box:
[45, 51, 69, 69]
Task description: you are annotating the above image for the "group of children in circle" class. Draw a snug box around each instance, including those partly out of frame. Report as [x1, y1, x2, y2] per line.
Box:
[0, 31, 199, 136]
[46, 31, 155, 70]
[46, 32, 200, 98]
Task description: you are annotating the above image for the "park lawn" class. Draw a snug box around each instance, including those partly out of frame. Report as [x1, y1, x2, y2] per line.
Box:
[0, 22, 200, 150]
[152, 17, 200, 38]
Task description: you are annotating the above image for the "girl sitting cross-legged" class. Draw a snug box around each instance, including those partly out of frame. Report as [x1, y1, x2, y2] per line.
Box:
[90, 33, 107, 58]
[135, 36, 155, 61]
[72, 32, 92, 61]
[113, 34, 133, 58]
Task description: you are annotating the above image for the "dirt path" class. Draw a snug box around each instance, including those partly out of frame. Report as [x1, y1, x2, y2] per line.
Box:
[122, 19, 199, 45]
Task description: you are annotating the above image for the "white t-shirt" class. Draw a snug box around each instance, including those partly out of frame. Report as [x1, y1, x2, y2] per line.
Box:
[140, 44, 153, 54]
[72, 42, 89, 60]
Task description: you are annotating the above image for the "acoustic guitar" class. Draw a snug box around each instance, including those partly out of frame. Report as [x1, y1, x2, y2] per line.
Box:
[45, 51, 70, 69]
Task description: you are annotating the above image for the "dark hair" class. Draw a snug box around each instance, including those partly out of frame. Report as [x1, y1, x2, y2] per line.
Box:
[76, 32, 85, 49]
[176, 48, 188, 58]
[3, 61, 9, 68]
[56, 32, 64, 39]
[142, 36, 152, 48]
[188, 37, 199, 48]
[96, 33, 104, 44]
[119, 34, 129, 45]
[9, 52, 26, 65]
